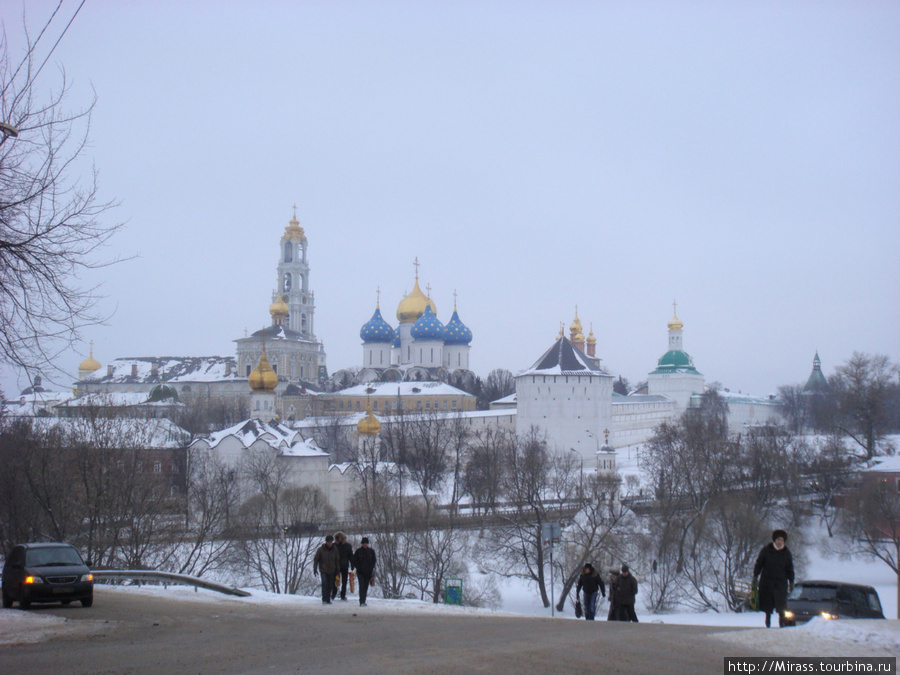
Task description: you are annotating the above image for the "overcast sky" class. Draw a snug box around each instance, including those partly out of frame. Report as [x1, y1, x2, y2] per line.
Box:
[3, 0, 898, 398]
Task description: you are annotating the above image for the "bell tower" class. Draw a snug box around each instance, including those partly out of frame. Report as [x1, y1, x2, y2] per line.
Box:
[277, 206, 316, 340]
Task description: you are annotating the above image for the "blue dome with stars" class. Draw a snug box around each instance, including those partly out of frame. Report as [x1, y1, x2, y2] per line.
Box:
[360, 306, 394, 343]
[443, 309, 472, 345]
[410, 305, 446, 341]
[393, 326, 401, 348]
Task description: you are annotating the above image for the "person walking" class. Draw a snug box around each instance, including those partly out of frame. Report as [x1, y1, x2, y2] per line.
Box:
[575, 563, 606, 621]
[313, 534, 341, 605]
[753, 529, 795, 628]
[615, 565, 639, 622]
[333, 531, 354, 601]
[607, 569, 621, 621]
[352, 537, 377, 607]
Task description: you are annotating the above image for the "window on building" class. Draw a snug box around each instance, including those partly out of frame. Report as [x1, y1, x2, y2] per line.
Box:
[451, 401, 457, 409]
[283, 272, 292, 291]
[153, 461, 161, 473]
[284, 241, 293, 262]
[246, 365, 252, 377]
[373, 401, 378, 409]
[425, 401, 431, 409]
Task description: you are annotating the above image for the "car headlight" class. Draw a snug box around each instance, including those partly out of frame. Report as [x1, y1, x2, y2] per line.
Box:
[783, 610, 794, 619]
[80, 573, 93, 582]
[819, 611, 838, 620]
[24, 575, 39, 584]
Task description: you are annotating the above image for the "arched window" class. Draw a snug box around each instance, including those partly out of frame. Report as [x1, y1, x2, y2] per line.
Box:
[283, 273, 292, 292]
[301, 314, 307, 331]
[283, 242, 293, 262]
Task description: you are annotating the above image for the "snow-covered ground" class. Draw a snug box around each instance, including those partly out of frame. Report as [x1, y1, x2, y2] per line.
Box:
[2, 542, 897, 656]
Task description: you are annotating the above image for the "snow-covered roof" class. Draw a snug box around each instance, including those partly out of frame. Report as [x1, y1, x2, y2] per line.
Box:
[865, 456, 900, 473]
[702, 390, 780, 405]
[27, 417, 189, 448]
[333, 381, 473, 398]
[518, 337, 608, 377]
[57, 392, 181, 408]
[612, 394, 670, 404]
[492, 392, 516, 405]
[193, 418, 328, 456]
[77, 356, 240, 384]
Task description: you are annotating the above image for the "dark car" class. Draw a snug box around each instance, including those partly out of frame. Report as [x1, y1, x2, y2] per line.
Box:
[2, 542, 93, 609]
[783, 580, 884, 625]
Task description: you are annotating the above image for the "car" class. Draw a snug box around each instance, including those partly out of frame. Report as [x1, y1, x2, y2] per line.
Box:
[783, 580, 884, 625]
[2, 542, 94, 609]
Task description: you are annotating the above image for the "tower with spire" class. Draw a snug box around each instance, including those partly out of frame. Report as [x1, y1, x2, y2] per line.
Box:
[647, 302, 704, 412]
[234, 209, 328, 385]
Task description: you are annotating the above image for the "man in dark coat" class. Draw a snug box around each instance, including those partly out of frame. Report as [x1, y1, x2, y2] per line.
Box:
[352, 537, 377, 607]
[615, 564, 639, 622]
[753, 529, 795, 628]
[333, 531, 354, 601]
[575, 563, 606, 620]
[313, 535, 341, 604]
[607, 569, 621, 621]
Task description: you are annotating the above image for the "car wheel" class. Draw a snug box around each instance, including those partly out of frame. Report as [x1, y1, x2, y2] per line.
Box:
[81, 595, 93, 608]
[1, 591, 12, 609]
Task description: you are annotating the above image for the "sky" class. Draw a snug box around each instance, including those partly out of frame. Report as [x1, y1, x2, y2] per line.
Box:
[2, 0, 898, 398]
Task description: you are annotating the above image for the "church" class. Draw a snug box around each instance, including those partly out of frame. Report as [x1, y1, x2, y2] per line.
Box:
[515, 305, 783, 460]
[329, 259, 475, 388]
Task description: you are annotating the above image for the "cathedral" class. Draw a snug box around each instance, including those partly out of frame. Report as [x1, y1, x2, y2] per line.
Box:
[329, 261, 475, 387]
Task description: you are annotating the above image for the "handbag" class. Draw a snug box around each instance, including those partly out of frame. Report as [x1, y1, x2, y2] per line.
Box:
[575, 599, 583, 618]
[749, 582, 760, 612]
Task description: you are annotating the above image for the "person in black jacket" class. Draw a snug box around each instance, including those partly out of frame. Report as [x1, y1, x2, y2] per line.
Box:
[753, 529, 795, 628]
[352, 537, 377, 607]
[607, 569, 621, 621]
[333, 531, 354, 601]
[615, 565, 639, 622]
[575, 563, 606, 621]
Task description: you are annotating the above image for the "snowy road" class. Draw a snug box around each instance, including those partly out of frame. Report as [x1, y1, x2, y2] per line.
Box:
[0, 587, 771, 674]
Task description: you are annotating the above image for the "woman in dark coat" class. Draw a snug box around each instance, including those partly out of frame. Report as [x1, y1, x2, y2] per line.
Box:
[607, 569, 621, 621]
[615, 565, 639, 622]
[753, 529, 795, 628]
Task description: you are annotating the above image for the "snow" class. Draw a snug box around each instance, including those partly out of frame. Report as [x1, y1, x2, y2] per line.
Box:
[3, 543, 897, 654]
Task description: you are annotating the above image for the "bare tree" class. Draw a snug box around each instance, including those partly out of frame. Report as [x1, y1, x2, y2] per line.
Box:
[489, 429, 578, 608]
[553, 472, 634, 612]
[838, 472, 900, 618]
[0, 5, 123, 376]
[832, 353, 900, 460]
[234, 449, 332, 594]
[479, 369, 514, 408]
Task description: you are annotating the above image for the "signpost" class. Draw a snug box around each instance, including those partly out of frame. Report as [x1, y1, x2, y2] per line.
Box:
[542, 521, 561, 617]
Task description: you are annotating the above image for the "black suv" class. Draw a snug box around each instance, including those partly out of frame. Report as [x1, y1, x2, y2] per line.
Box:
[783, 580, 884, 625]
[2, 542, 93, 609]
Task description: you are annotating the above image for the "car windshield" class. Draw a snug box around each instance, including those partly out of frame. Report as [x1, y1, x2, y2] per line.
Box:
[25, 547, 84, 567]
[789, 584, 837, 602]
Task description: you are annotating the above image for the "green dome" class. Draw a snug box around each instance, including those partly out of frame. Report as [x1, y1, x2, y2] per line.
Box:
[652, 350, 700, 375]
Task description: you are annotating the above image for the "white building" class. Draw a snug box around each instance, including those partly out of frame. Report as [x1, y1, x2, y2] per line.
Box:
[517, 307, 782, 462]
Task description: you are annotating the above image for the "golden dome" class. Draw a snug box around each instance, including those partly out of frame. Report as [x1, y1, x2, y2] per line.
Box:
[282, 208, 307, 243]
[269, 291, 289, 318]
[587, 325, 597, 345]
[569, 307, 583, 335]
[668, 301, 684, 331]
[396, 278, 436, 323]
[248, 345, 278, 391]
[357, 404, 381, 436]
[79, 342, 101, 373]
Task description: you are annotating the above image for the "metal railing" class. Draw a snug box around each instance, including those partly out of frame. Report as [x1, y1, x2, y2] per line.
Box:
[92, 570, 251, 597]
